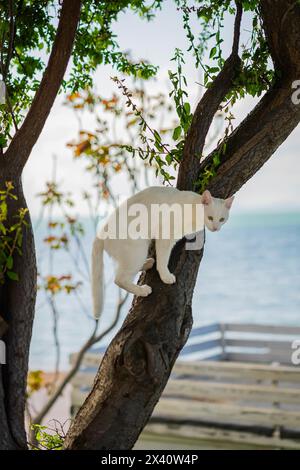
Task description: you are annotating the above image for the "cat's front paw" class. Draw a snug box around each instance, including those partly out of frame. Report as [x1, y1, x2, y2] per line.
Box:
[139, 284, 152, 297]
[160, 272, 176, 284]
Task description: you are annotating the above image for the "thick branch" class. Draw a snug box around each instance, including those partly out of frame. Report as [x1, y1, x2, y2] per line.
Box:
[259, 0, 300, 75]
[177, 2, 242, 190]
[0, 180, 37, 449]
[3, 0, 82, 174]
[202, 76, 300, 198]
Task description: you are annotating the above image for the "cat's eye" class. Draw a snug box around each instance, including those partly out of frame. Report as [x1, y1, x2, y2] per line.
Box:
[219, 217, 225, 222]
[208, 216, 214, 221]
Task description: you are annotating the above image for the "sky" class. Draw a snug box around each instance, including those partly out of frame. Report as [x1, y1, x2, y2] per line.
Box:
[22, 0, 300, 216]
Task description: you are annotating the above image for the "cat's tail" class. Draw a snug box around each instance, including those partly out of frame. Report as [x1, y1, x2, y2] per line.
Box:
[91, 237, 104, 320]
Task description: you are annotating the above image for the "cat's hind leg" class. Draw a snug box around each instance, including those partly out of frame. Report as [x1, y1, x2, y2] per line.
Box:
[155, 239, 176, 284]
[115, 266, 152, 297]
[141, 257, 155, 271]
[114, 240, 152, 296]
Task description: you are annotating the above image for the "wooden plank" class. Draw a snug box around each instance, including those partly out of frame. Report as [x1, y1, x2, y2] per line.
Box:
[173, 360, 300, 383]
[190, 323, 220, 338]
[164, 379, 300, 404]
[71, 371, 95, 388]
[181, 352, 224, 361]
[182, 339, 221, 354]
[71, 373, 300, 405]
[71, 387, 300, 429]
[153, 398, 300, 428]
[70, 357, 300, 383]
[224, 323, 300, 336]
[69, 352, 103, 368]
[71, 387, 89, 407]
[225, 338, 293, 351]
[143, 422, 300, 450]
[225, 352, 292, 365]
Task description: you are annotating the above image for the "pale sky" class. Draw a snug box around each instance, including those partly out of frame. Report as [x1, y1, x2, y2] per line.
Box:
[23, 1, 300, 216]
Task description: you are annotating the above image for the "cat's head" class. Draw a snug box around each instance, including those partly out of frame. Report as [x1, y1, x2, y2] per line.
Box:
[201, 190, 234, 232]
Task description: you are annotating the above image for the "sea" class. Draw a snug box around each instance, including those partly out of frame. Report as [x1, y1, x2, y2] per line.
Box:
[30, 212, 300, 370]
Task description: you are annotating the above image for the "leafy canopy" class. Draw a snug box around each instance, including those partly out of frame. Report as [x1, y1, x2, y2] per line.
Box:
[0, 0, 275, 187]
[0, 0, 162, 148]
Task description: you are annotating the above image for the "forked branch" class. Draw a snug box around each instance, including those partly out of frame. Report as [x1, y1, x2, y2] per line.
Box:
[177, 1, 243, 190]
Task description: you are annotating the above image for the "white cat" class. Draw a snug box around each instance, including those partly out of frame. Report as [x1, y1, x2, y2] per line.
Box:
[91, 187, 234, 319]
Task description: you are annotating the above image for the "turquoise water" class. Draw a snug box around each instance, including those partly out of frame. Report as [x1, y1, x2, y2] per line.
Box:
[30, 212, 300, 370]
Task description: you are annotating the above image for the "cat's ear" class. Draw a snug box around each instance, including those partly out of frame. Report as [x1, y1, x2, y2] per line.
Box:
[225, 196, 234, 209]
[201, 190, 212, 206]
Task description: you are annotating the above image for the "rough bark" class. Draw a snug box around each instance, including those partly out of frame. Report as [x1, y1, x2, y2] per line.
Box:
[0, 0, 82, 449]
[64, 0, 300, 450]
[0, 315, 8, 338]
[0, 178, 36, 449]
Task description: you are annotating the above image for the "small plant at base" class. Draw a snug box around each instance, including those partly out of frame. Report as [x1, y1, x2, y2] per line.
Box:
[30, 424, 64, 450]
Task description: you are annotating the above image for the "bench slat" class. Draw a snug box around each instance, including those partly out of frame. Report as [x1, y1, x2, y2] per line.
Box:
[143, 422, 300, 450]
[173, 360, 300, 383]
[164, 379, 300, 404]
[224, 323, 300, 336]
[153, 398, 300, 428]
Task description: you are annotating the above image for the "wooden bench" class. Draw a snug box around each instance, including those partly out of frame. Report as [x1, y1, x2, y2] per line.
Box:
[70, 323, 300, 449]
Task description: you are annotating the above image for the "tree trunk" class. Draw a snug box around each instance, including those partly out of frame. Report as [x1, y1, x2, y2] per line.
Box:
[64, 0, 300, 450]
[64, 239, 203, 450]
[0, 175, 37, 449]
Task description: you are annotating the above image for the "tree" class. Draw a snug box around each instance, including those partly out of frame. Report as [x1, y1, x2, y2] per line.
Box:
[63, 0, 300, 450]
[0, 0, 160, 450]
[1, 0, 300, 452]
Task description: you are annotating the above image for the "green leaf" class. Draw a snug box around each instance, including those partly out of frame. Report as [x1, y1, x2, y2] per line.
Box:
[6, 256, 13, 270]
[153, 130, 162, 143]
[209, 47, 217, 59]
[7, 271, 19, 281]
[183, 102, 191, 115]
[172, 126, 182, 141]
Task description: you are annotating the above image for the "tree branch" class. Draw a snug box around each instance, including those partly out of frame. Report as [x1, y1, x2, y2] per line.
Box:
[202, 75, 300, 199]
[259, 0, 300, 75]
[177, 1, 242, 190]
[3, 0, 15, 80]
[3, 0, 82, 174]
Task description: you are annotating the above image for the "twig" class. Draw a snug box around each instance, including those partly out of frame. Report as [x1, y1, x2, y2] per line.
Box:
[4, 0, 15, 79]
[232, 1, 243, 57]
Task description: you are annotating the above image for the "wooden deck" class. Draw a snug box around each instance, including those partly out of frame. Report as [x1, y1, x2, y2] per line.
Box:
[70, 323, 300, 449]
